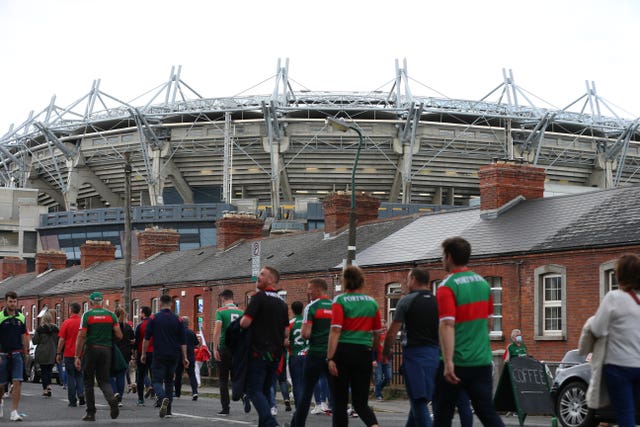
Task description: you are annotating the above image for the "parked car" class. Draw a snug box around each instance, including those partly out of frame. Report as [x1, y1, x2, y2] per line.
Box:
[26, 339, 61, 384]
[551, 349, 639, 427]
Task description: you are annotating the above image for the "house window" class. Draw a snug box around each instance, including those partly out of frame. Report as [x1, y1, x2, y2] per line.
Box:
[151, 298, 159, 314]
[485, 276, 503, 338]
[385, 283, 402, 327]
[534, 265, 567, 339]
[55, 303, 62, 328]
[599, 259, 618, 301]
[132, 299, 140, 326]
[245, 291, 255, 308]
[31, 305, 37, 332]
[173, 298, 181, 315]
[83, 302, 89, 314]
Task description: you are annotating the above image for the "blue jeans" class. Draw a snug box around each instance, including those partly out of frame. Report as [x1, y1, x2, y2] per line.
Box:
[289, 355, 305, 408]
[603, 364, 640, 427]
[374, 360, 392, 398]
[314, 373, 330, 406]
[64, 357, 84, 405]
[110, 371, 125, 398]
[151, 355, 178, 413]
[403, 345, 439, 427]
[246, 357, 279, 427]
[433, 362, 504, 427]
[290, 353, 334, 427]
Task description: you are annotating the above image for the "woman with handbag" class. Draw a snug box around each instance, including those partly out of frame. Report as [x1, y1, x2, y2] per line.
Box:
[588, 254, 640, 427]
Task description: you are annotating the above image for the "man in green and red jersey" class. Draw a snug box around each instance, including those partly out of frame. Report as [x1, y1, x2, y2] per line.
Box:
[433, 237, 504, 427]
[287, 301, 307, 410]
[288, 278, 334, 427]
[74, 292, 122, 422]
[213, 289, 246, 416]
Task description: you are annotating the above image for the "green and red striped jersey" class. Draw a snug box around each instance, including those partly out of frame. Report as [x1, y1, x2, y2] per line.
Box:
[331, 292, 382, 348]
[81, 307, 118, 347]
[304, 297, 332, 355]
[215, 303, 243, 350]
[437, 269, 493, 366]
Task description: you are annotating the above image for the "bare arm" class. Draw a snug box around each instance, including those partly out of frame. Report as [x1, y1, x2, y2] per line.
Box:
[74, 329, 87, 370]
[301, 323, 312, 340]
[113, 323, 123, 341]
[382, 320, 402, 359]
[439, 319, 459, 384]
[327, 327, 341, 376]
[56, 337, 66, 364]
[212, 320, 222, 361]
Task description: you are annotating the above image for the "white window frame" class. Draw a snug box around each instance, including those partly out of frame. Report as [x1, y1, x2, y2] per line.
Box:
[385, 283, 402, 327]
[534, 265, 566, 340]
[485, 276, 503, 339]
[132, 299, 140, 326]
[31, 304, 37, 332]
[151, 298, 159, 314]
[599, 259, 618, 301]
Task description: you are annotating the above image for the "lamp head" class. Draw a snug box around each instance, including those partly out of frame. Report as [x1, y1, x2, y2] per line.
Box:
[326, 117, 352, 132]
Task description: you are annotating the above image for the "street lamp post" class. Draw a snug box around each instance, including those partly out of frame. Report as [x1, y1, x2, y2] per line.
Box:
[326, 117, 364, 266]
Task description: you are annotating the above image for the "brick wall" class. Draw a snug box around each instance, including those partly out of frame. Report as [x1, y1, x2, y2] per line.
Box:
[0, 257, 27, 279]
[80, 241, 116, 269]
[216, 214, 264, 250]
[137, 228, 180, 260]
[35, 251, 67, 274]
[322, 192, 381, 234]
[478, 162, 545, 211]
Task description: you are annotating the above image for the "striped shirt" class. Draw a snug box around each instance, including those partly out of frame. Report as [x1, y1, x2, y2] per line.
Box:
[331, 292, 382, 347]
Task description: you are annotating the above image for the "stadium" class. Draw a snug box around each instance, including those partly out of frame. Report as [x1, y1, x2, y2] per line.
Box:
[1, 59, 639, 263]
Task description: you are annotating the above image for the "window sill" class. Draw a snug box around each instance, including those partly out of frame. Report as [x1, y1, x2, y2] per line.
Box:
[490, 333, 504, 341]
[534, 334, 565, 341]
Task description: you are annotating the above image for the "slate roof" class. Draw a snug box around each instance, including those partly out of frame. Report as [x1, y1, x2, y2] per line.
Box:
[4, 184, 640, 298]
[357, 185, 640, 266]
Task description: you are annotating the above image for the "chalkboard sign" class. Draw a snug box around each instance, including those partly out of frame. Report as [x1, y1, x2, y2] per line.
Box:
[494, 356, 554, 426]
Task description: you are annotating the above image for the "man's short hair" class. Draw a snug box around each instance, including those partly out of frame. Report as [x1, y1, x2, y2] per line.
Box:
[159, 294, 172, 305]
[264, 266, 280, 283]
[219, 289, 234, 300]
[442, 237, 471, 266]
[291, 301, 304, 315]
[141, 306, 152, 317]
[69, 302, 81, 314]
[5, 291, 17, 300]
[410, 268, 430, 285]
[308, 278, 328, 292]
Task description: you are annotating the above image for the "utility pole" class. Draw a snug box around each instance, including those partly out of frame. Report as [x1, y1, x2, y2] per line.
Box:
[123, 152, 132, 319]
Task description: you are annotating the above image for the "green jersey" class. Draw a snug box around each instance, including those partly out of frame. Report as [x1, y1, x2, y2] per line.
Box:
[304, 297, 332, 355]
[81, 307, 118, 347]
[288, 314, 308, 356]
[215, 303, 243, 350]
[331, 293, 382, 347]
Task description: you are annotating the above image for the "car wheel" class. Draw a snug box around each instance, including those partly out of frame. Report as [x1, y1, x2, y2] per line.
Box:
[556, 380, 597, 427]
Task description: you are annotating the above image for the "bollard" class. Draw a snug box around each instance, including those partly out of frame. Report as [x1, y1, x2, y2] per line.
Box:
[551, 416, 558, 427]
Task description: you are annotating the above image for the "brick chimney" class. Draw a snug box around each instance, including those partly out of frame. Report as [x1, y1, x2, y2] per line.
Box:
[80, 241, 116, 269]
[322, 192, 381, 234]
[216, 213, 264, 249]
[137, 228, 180, 260]
[0, 257, 27, 279]
[478, 162, 546, 211]
[35, 251, 67, 274]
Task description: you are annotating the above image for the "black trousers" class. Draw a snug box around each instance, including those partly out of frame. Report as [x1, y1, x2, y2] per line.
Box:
[174, 356, 197, 396]
[82, 345, 115, 414]
[217, 347, 233, 410]
[328, 343, 378, 427]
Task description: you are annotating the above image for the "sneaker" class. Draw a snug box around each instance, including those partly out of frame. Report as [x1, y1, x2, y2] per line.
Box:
[284, 400, 292, 412]
[347, 407, 358, 418]
[310, 404, 322, 415]
[109, 396, 120, 419]
[320, 402, 330, 413]
[118, 402, 123, 407]
[271, 406, 278, 416]
[136, 399, 144, 406]
[10, 410, 22, 421]
[78, 396, 85, 406]
[242, 395, 251, 413]
[192, 394, 198, 401]
[159, 397, 170, 418]
[68, 402, 77, 407]
[376, 396, 383, 401]
[144, 387, 152, 399]
[81, 412, 95, 421]
[217, 409, 229, 416]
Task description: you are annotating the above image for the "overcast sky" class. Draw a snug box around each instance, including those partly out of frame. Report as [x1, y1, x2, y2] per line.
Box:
[1, 0, 638, 133]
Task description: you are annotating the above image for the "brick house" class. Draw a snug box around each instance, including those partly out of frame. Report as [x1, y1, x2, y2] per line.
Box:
[0, 161, 639, 363]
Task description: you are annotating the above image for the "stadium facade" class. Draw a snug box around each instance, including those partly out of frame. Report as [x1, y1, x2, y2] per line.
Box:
[1, 59, 639, 265]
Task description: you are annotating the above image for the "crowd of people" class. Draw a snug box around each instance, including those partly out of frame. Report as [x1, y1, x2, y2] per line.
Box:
[0, 235, 637, 426]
